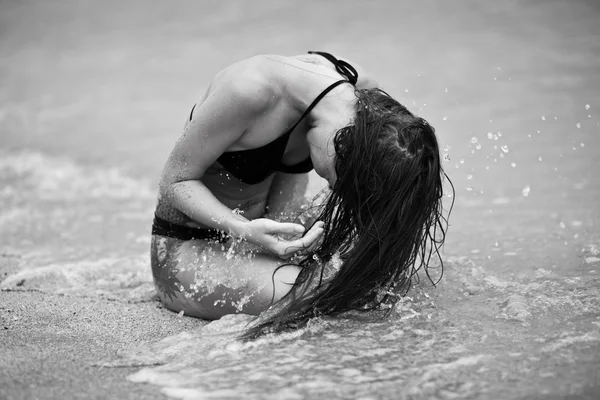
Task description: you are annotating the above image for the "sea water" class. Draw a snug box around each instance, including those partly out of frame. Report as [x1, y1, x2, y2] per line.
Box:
[1, 150, 598, 399]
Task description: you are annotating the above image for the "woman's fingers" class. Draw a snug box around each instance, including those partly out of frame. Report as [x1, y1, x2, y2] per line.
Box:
[304, 222, 325, 252]
[246, 219, 325, 258]
[264, 221, 306, 235]
[275, 223, 324, 258]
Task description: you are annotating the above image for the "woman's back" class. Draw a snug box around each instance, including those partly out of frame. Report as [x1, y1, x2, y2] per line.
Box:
[156, 54, 357, 227]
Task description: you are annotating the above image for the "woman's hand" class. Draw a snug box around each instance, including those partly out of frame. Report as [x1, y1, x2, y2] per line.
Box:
[241, 219, 324, 259]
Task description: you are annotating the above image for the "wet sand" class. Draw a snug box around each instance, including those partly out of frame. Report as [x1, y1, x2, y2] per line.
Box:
[1, 0, 599, 399]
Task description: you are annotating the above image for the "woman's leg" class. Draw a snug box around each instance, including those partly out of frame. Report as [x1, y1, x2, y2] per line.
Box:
[151, 234, 300, 320]
[266, 172, 310, 217]
[151, 172, 313, 320]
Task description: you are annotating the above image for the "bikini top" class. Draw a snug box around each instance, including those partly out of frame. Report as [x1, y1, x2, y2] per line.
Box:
[206, 51, 358, 185]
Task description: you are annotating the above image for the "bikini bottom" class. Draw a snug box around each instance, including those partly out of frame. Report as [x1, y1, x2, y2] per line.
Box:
[151, 214, 230, 243]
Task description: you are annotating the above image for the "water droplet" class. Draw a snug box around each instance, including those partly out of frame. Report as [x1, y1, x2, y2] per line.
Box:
[522, 186, 531, 197]
[538, 156, 543, 161]
[493, 135, 499, 141]
[536, 130, 541, 134]
[559, 222, 566, 229]
[581, 142, 585, 147]
[511, 162, 516, 167]
[405, 89, 409, 93]
[467, 174, 473, 180]
[476, 144, 482, 150]
[459, 158, 465, 164]
[541, 116, 546, 121]
[554, 116, 558, 120]
[499, 153, 505, 158]
[501, 145, 509, 153]
[454, 163, 459, 168]
[497, 131, 503, 137]
[576, 122, 581, 128]
[487, 132, 494, 139]
[445, 88, 448, 93]
[471, 137, 478, 144]
[442, 116, 448, 121]
[585, 104, 591, 110]
[442, 145, 451, 162]
[466, 186, 473, 191]
[423, 102, 427, 107]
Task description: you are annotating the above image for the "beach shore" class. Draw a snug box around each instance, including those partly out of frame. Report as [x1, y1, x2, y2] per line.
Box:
[2, 0, 599, 398]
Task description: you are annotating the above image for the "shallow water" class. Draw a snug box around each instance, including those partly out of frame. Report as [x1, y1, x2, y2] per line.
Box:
[1, 0, 600, 399]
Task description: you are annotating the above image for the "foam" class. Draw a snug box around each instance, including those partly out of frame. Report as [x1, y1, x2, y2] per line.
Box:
[0, 150, 154, 201]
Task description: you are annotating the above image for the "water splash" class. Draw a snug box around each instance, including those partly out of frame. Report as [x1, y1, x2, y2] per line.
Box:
[442, 145, 451, 162]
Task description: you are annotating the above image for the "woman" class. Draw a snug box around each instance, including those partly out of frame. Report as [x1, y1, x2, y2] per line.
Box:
[151, 51, 452, 338]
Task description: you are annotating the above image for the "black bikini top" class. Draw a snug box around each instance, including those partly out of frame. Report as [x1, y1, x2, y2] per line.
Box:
[202, 51, 358, 185]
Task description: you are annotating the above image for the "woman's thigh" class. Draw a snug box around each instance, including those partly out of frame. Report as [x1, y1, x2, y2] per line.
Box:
[151, 234, 300, 320]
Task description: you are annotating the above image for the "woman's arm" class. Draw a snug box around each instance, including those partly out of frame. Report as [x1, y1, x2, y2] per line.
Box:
[159, 79, 267, 232]
[159, 77, 323, 257]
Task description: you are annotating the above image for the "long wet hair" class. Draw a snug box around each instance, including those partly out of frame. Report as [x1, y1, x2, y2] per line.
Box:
[243, 88, 454, 340]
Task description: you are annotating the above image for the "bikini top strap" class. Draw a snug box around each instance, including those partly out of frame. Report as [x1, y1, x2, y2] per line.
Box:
[308, 51, 358, 85]
[283, 80, 348, 136]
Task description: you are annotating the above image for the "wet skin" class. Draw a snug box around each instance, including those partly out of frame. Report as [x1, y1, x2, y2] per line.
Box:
[151, 53, 374, 319]
[151, 170, 312, 319]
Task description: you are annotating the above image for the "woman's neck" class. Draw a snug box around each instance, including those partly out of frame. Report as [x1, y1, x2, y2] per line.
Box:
[306, 94, 357, 187]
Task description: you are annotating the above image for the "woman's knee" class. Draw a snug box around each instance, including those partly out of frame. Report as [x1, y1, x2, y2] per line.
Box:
[267, 264, 301, 303]
[150, 235, 301, 318]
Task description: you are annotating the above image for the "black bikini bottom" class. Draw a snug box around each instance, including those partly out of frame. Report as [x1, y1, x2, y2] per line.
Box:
[151, 214, 230, 243]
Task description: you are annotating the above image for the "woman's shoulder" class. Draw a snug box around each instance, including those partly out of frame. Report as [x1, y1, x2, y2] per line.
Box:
[208, 55, 285, 110]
